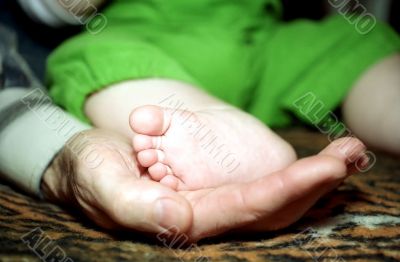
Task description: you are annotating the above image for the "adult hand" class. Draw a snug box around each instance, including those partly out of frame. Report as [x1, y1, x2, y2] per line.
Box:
[42, 129, 367, 242]
[41, 129, 192, 234]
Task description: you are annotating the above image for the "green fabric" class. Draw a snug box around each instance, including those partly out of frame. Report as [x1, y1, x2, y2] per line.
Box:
[47, 0, 400, 127]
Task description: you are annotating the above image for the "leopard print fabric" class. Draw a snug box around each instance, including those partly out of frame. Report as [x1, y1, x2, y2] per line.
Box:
[0, 129, 399, 261]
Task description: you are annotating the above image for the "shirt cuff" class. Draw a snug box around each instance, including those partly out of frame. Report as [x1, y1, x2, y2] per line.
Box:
[17, 0, 82, 27]
[0, 88, 91, 196]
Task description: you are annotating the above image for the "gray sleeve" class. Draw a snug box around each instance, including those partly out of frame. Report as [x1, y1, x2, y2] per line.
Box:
[17, 0, 106, 27]
[0, 88, 90, 196]
[17, 0, 81, 27]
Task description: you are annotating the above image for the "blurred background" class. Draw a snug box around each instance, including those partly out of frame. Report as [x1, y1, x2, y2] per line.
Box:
[282, 0, 400, 28]
[1, 0, 399, 81]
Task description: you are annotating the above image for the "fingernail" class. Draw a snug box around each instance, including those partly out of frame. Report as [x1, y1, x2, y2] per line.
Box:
[154, 198, 186, 232]
[359, 154, 370, 169]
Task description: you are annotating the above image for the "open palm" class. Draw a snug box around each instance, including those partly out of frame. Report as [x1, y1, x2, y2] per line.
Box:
[43, 129, 366, 242]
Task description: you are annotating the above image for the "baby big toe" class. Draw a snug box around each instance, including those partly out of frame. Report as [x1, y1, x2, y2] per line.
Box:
[129, 105, 171, 136]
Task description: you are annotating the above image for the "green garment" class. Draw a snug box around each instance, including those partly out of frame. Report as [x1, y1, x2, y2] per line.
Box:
[47, 0, 400, 128]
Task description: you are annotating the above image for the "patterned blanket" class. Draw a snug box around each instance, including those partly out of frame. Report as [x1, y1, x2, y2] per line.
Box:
[0, 128, 399, 261]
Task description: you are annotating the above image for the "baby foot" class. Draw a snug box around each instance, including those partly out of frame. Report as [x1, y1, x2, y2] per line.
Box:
[130, 105, 297, 190]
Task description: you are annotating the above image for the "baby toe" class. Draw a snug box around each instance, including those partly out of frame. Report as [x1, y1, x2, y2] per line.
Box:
[159, 175, 180, 191]
[137, 149, 166, 167]
[148, 162, 173, 181]
[133, 134, 163, 151]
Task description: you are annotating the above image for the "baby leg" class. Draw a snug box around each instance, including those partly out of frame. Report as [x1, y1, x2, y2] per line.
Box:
[342, 53, 400, 155]
[85, 79, 297, 190]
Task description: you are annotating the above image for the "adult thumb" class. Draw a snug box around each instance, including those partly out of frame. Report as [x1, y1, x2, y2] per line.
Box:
[95, 176, 193, 235]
